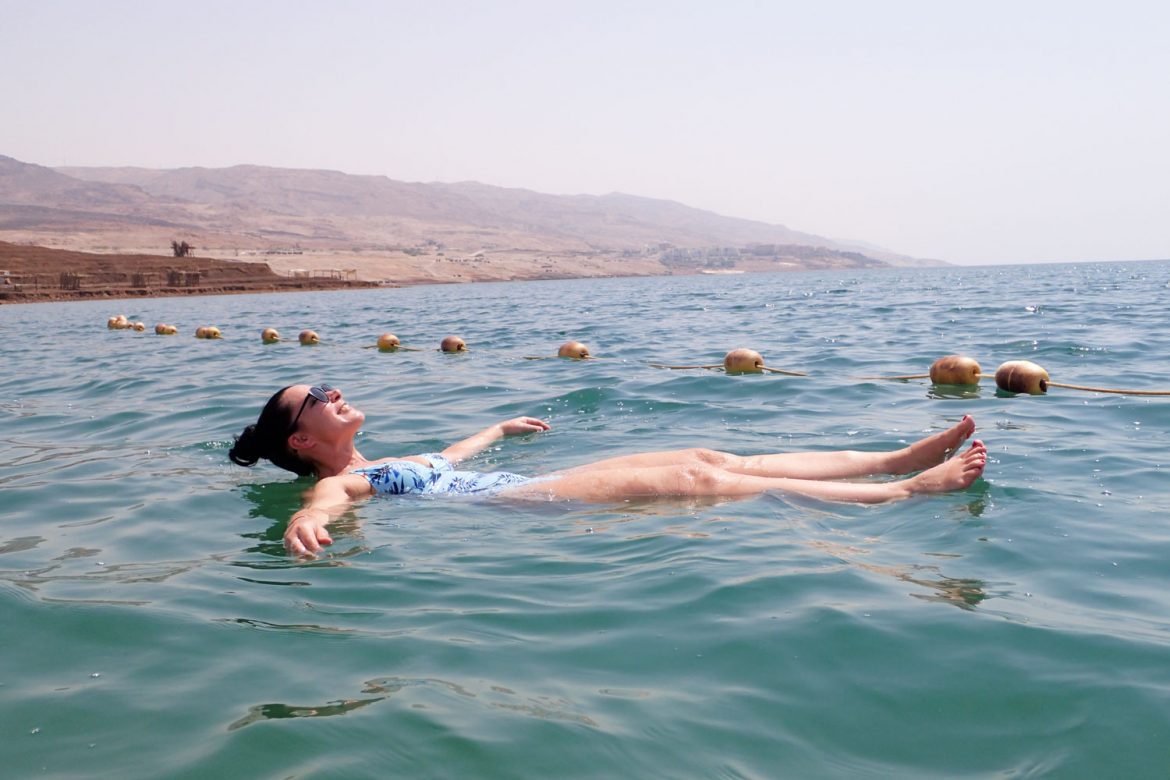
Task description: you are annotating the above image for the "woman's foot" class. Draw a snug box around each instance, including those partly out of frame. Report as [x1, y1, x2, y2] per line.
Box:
[906, 440, 986, 495]
[891, 415, 977, 474]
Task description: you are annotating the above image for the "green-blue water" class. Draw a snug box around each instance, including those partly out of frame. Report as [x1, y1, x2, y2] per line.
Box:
[3, 263, 1170, 779]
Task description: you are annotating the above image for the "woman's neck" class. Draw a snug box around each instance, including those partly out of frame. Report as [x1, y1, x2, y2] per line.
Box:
[311, 440, 370, 478]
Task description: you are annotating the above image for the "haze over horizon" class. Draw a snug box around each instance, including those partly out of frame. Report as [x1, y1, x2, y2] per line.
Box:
[3, 0, 1167, 266]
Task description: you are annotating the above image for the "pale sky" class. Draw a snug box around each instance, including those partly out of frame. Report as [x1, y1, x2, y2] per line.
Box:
[3, 0, 1168, 264]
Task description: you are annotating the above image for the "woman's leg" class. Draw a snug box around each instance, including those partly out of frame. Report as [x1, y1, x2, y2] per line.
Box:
[726, 414, 977, 479]
[552, 415, 976, 481]
[512, 440, 987, 504]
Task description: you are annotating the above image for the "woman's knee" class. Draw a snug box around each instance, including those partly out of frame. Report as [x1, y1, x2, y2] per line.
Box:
[686, 448, 736, 468]
[676, 463, 726, 493]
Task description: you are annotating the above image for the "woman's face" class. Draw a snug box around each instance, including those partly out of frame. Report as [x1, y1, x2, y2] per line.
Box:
[284, 384, 365, 443]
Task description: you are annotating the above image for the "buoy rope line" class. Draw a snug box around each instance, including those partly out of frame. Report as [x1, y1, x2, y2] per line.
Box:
[648, 347, 808, 376]
[855, 373, 932, 380]
[1045, 382, 1170, 396]
[862, 356, 1170, 396]
[858, 374, 1170, 396]
[361, 345, 425, 351]
[103, 316, 1170, 395]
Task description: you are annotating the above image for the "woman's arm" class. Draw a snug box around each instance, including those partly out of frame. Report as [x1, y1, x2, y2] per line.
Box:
[285, 473, 373, 556]
[439, 416, 550, 464]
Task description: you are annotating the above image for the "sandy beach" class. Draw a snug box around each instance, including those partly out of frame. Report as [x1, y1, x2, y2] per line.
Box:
[0, 231, 679, 304]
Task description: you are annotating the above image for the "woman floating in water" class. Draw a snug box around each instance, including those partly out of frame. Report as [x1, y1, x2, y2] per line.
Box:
[230, 384, 987, 556]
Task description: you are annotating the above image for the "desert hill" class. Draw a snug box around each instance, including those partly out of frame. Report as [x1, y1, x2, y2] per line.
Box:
[1, 154, 942, 285]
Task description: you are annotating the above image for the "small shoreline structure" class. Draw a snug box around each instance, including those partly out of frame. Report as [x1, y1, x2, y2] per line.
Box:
[0, 241, 379, 304]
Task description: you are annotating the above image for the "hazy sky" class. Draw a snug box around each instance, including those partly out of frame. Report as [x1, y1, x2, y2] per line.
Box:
[3, 1, 1168, 264]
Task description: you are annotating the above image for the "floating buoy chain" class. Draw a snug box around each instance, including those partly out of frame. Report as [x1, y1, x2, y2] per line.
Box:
[864, 355, 1170, 396]
[102, 314, 1167, 394]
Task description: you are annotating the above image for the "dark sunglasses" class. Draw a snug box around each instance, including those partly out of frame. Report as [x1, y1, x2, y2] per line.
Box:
[288, 384, 333, 433]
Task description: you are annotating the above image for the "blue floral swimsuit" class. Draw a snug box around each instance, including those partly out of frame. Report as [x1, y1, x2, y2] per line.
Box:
[353, 453, 533, 497]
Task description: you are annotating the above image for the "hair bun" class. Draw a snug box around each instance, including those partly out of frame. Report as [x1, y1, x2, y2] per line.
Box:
[229, 424, 262, 467]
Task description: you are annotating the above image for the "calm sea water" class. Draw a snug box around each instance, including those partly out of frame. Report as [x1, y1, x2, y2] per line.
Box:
[3, 262, 1170, 779]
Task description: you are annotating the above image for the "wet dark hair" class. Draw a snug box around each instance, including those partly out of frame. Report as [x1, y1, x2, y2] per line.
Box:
[229, 385, 315, 476]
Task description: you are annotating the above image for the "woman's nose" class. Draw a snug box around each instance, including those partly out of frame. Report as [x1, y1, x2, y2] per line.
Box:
[328, 388, 343, 402]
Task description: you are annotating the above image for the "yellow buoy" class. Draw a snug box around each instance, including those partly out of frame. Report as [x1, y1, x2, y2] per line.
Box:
[725, 348, 807, 375]
[649, 348, 806, 376]
[993, 361, 1170, 396]
[131, 322, 146, 332]
[929, 355, 982, 385]
[195, 326, 208, 339]
[440, 335, 467, 353]
[365, 332, 423, 352]
[261, 328, 281, 344]
[205, 326, 222, 339]
[524, 340, 595, 360]
[557, 341, 591, 359]
[858, 355, 984, 383]
[723, 348, 765, 374]
[995, 360, 1049, 394]
[299, 329, 320, 346]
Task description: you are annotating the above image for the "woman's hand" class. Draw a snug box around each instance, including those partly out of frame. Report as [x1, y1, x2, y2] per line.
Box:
[499, 416, 551, 436]
[285, 508, 333, 557]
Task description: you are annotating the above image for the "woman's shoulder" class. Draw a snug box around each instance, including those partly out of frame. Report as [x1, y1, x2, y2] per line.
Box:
[313, 472, 375, 500]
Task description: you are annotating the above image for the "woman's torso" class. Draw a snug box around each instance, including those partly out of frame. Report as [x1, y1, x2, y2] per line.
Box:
[351, 453, 532, 496]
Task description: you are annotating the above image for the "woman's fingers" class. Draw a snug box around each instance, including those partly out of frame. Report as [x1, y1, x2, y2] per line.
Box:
[284, 532, 309, 556]
[500, 417, 550, 434]
[284, 520, 332, 557]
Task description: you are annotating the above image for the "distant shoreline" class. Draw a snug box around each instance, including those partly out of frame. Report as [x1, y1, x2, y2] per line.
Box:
[0, 241, 381, 305]
[1, 235, 909, 306]
[0, 240, 689, 306]
[0, 282, 388, 306]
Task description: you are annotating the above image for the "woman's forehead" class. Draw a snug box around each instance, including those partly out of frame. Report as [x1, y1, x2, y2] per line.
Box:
[283, 384, 312, 405]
